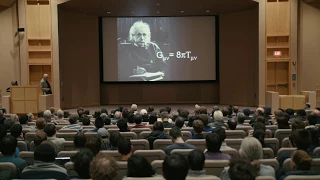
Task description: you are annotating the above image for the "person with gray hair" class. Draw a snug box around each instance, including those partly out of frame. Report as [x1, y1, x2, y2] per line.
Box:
[10, 114, 19, 124]
[131, 104, 138, 113]
[40, 74, 52, 94]
[56, 109, 68, 124]
[43, 110, 52, 122]
[208, 110, 226, 128]
[61, 113, 82, 132]
[220, 137, 275, 180]
[118, 20, 168, 81]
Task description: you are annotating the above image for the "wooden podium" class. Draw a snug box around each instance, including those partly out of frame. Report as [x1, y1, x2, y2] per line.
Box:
[10, 86, 39, 114]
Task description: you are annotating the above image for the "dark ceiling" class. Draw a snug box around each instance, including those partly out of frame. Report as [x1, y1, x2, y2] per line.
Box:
[58, 0, 259, 17]
[302, 0, 320, 9]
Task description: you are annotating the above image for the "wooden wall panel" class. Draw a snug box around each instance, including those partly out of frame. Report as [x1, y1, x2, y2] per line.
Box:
[39, 1, 51, 39]
[266, 1, 278, 36]
[25, 2, 39, 39]
[277, 1, 290, 35]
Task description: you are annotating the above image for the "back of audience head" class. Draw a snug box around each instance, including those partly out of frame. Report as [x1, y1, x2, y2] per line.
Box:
[19, 114, 28, 125]
[43, 110, 52, 122]
[64, 110, 70, 118]
[121, 108, 129, 119]
[228, 106, 233, 116]
[57, 109, 64, 119]
[83, 109, 90, 115]
[10, 114, 19, 122]
[110, 131, 121, 148]
[44, 124, 56, 137]
[118, 137, 132, 157]
[197, 114, 209, 126]
[38, 110, 44, 118]
[97, 128, 109, 139]
[229, 158, 257, 180]
[82, 116, 91, 125]
[175, 117, 184, 129]
[277, 116, 290, 129]
[286, 108, 295, 116]
[153, 121, 164, 131]
[10, 124, 22, 138]
[147, 106, 154, 113]
[114, 111, 121, 119]
[27, 113, 34, 122]
[233, 106, 239, 114]
[131, 104, 138, 111]
[34, 143, 56, 162]
[274, 110, 284, 119]
[149, 112, 157, 124]
[253, 129, 266, 146]
[94, 116, 104, 129]
[237, 113, 246, 124]
[206, 133, 222, 153]
[90, 153, 119, 180]
[169, 127, 182, 141]
[85, 135, 101, 155]
[214, 110, 223, 121]
[255, 108, 264, 116]
[199, 106, 207, 115]
[188, 149, 205, 171]
[101, 113, 111, 125]
[74, 133, 86, 149]
[264, 106, 271, 116]
[253, 122, 266, 132]
[34, 130, 47, 147]
[127, 113, 135, 124]
[94, 111, 101, 118]
[212, 127, 226, 141]
[160, 112, 169, 120]
[255, 116, 266, 124]
[36, 118, 47, 130]
[117, 118, 128, 132]
[227, 119, 237, 130]
[291, 150, 312, 170]
[307, 114, 318, 126]
[163, 153, 189, 180]
[133, 114, 142, 124]
[4, 119, 15, 131]
[179, 110, 189, 119]
[73, 148, 94, 179]
[0, 135, 17, 156]
[292, 129, 311, 150]
[127, 154, 154, 177]
[291, 119, 305, 132]
[101, 108, 108, 115]
[193, 120, 204, 134]
[221, 108, 229, 117]
[239, 137, 263, 163]
[0, 125, 7, 141]
[297, 109, 306, 117]
[243, 108, 251, 117]
[69, 113, 79, 124]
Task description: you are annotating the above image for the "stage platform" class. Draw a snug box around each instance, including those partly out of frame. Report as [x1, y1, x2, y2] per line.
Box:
[65, 104, 257, 114]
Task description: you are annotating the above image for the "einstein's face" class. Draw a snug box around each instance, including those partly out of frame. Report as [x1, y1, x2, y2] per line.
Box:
[132, 27, 150, 47]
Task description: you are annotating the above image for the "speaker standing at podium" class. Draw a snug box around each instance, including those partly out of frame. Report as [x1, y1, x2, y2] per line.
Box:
[40, 74, 52, 95]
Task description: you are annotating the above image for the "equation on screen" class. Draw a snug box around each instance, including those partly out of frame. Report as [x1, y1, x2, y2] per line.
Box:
[157, 51, 198, 61]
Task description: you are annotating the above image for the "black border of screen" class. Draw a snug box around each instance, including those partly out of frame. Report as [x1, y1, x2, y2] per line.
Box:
[99, 15, 220, 84]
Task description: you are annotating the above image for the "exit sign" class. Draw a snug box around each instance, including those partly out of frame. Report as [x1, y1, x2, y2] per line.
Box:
[273, 51, 282, 57]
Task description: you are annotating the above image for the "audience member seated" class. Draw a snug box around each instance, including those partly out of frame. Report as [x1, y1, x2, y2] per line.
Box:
[127, 112, 135, 125]
[63, 110, 70, 118]
[56, 109, 68, 123]
[220, 137, 275, 180]
[213, 127, 233, 150]
[82, 116, 91, 126]
[93, 110, 101, 118]
[227, 119, 237, 130]
[146, 121, 169, 149]
[0, 135, 27, 174]
[147, 106, 154, 114]
[61, 113, 82, 132]
[232, 106, 239, 117]
[89, 117, 104, 132]
[197, 114, 214, 132]
[289, 119, 306, 147]
[190, 120, 205, 139]
[85, 135, 102, 155]
[37, 110, 44, 119]
[74, 132, 86, 151]
[101, 113, 111, 125]
[264, 106, 272, 121]
[278, 150, 320, 180]
[205, 133, 231, 160]
[108, 131, 121, 150]
[164, 127, 196, 155]
[49, 107, 57, 120]
[117, 118, 129, 132]
[98, 128, 110, 150]
[44, 124, 65, 152]
[179, 109, 190, 121]
[21, 144, 68, 180]
[34, 130, 48, 147]
[248, 122, 266, 137]
[10, 114, 19, 124]
[249, 108, 264, 125]
[286, 108, 296, 119]
[100, 108, 108, 116]
[163, 153, 189, 180]
[0, 109, 6, 124]
[131, 114, 149, 129]
[253, 129, 272, 149]
[90, 153, 119, 180]
[71, 148, 94, 179]
[174, 117, 185, 129]
[236, 113, 248, 128]
[187, 149, 215, 177]
[118, 137, 132, 161]
[161, 112, 174, 128]
[171, 111, 179, 122]
[149, 112, 158, 125]
[277, 115, 290, 129]
[10, 124, 30, 150]
[209, 110, 226, 128]
[36, 118, 47, 131]
[228, 159, 257, 180]
[113, 111, 121, 121]
[305, 114, 319, 151]
[127, 154, 155, 177]
[19, 114, 36, 132]
[43, 110, 52, 123]
[295, 109, 307, 122]
[84, 109, 90, 116]
[278, 129, 319, 167]
[140, 109, 149, 122]
[243, 108, 251, 120]
[78, 109, 85, 122]
[4, 119, 15, 132]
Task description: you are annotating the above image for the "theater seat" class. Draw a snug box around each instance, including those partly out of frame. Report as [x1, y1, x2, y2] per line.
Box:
[19, 151, 34, 165]
[0, 162, 17, 178]
[139, 131, 152, 139]
[265, 129, 273, 138]
[224, 139, 242, 150]
[284, 158, 320, 172]
[282, 138, 291, 148]
[277, 148, 296, 158]
[266, 125, 278, 134]
[284, 176, 320, 180]
[123, 177, 165, 180]
[56, 132, 77, 141]
[116, 161, 127, 180]
[204, 160, 229, 177]
[151, 160, 164, 175]
[185, 139, 206, 151]
[17, 141, 28, 151]
[274, 129, 292, 147]
[283, 158, 291, 170]
[225, 130, 246, 139]
[29, 141, 35, 151]
[134, 150, 166, 163]
[263, 148, 275, 159]
[58, 129, 78, 133]
[131, 128, 151, 137]
[264, 138, 280, 154]
[170, 149, 193, 159]
[131, 139, 149, 151]
[104, 125, 118, 129]
[181, 127, 193, 131]
[153, 139, 172, 150]
[259, 159, 279, 169]
[186, 176, 220, 180]
[65, 162, 78, 177]
[61, 141, 75, 151]
[256, 176, 276, 180]
[108, 128, 120, 133]
[25, 132, 36, 143]
[120, 132, 137, 139]
[221, 148, 239, 158]
[235, 126, 252, 135]
[100, 151, 122, 161]
[57, 151, 78, 158]
[181, 131, 192, 141]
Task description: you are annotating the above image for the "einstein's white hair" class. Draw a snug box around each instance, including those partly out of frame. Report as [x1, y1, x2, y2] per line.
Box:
[128, 21, 151, 43]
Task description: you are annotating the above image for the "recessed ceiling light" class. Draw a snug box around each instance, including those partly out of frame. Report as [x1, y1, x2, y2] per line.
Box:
[156, 11, 160, 14]
[181, 10, 184, 13]
[107, 11, 111, 14]
[206, 10, 210, 13]
[132, 12, 135, 14]
[156, 3, 160, 6]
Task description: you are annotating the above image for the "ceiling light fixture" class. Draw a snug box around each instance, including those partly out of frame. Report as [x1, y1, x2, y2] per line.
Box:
[181, 10, 184, 13]
[156, 11, 160, 14]
[132, 12, 135, 14]
[206, 10, 210, 13]
[156, 3, 160, 6]
[106, 11, 111, 14]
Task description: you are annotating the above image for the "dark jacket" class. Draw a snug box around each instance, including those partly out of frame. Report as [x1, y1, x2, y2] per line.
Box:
[278, 170, 320, 180]
[146, 130, 170, 149]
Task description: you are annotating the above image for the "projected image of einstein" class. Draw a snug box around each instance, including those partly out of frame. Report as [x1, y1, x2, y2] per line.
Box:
[118, 20, 168, 81]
